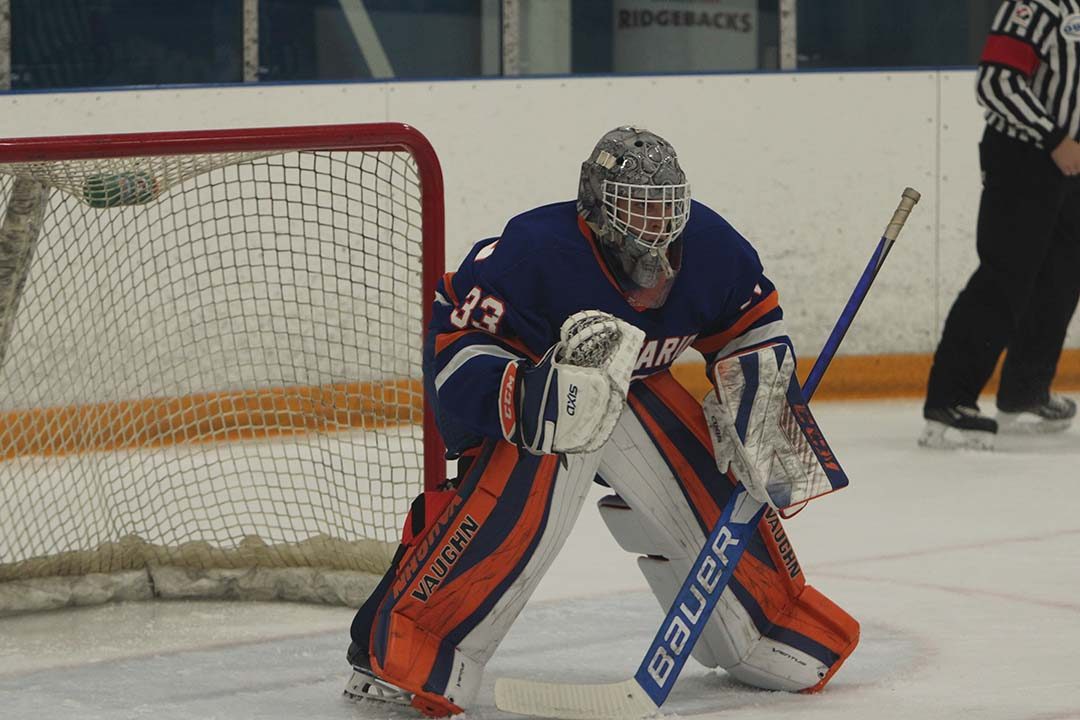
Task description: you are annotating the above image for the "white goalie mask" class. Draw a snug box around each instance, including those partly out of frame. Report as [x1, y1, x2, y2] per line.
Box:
[578, 126, 691, 309]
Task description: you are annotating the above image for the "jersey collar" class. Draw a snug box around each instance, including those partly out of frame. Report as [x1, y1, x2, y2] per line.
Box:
[577, 214, 631, 299]
[577, 214, 676, 312]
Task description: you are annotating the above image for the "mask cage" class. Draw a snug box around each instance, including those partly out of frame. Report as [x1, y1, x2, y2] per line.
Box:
[601, 180, 690, 252]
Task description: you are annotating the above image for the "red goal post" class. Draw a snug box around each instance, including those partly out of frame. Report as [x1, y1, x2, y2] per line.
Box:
[0, 123, 446, 613]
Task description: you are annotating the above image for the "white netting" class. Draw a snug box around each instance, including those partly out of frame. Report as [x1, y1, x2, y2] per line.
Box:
[0, 137, 435, 613]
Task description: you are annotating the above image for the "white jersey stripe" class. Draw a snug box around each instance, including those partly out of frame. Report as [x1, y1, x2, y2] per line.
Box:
[712, 320, 790, 360]
[435, 343, 521, 392]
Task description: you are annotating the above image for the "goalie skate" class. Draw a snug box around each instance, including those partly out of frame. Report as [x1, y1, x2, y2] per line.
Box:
[344, 665, 413, 708]
[343, 643, 463, 718]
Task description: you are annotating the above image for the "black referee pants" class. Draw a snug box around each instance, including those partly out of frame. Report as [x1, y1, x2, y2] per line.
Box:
[926, 127, 1080, 413]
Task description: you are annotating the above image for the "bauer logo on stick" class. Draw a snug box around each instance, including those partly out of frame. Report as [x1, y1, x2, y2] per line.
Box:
[644, 524, 740, 690]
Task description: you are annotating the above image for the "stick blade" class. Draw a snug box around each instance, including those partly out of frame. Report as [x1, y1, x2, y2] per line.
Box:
[494, 677, 659, 720]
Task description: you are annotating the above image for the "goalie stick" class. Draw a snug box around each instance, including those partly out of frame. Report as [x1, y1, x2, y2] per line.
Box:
[494, 188, 922, 720]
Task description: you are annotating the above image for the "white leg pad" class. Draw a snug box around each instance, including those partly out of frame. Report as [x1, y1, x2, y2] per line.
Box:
[728, 637, 829, 691]
[636, 555, 739, 670]
[597, 409, 829, 691]
[442, 647, 486, 710]
[447, 445, 603, 707]
[597, 493, 683, 558]
[637, 540, 828, 690]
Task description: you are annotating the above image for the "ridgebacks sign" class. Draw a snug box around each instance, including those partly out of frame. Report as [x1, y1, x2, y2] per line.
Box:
[613, 0, 760, 72]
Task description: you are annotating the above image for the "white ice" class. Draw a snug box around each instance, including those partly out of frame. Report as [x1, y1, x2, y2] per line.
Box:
[1, 397, 1078, 720]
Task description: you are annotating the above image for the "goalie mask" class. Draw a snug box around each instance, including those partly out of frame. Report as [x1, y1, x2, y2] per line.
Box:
[578, 126, 691, 309]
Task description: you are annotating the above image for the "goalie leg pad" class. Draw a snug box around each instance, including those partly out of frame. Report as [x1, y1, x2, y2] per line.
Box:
[349, 467, 470, 661]
[597, 371, 859, 691]
[362, 437, 603, 712]
[707, 342, 849, 513]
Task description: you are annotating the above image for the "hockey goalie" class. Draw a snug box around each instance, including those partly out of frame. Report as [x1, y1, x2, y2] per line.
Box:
[343, 126, 859, 717]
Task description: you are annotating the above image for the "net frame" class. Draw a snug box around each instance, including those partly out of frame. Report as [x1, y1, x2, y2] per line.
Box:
[0, 123, 446, 613]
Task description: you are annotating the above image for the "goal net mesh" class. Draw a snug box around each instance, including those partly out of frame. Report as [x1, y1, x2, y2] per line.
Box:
[0, 129, 439, 613]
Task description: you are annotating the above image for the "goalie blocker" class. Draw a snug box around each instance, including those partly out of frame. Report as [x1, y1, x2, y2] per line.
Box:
[706, 342, 849, 516]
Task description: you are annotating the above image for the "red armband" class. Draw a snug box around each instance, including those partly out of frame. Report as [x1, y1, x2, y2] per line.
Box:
[981, 34, 1039, 76]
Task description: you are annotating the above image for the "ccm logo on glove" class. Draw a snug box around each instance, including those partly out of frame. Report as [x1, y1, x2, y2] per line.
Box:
[499, 363, 518, 439]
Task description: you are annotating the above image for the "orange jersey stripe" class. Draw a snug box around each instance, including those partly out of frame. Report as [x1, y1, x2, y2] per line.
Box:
[434, 328, 473, 355]
[693, 290, 780, 356]
[433, 328, 539, 362]
[441, 271, 459, 305]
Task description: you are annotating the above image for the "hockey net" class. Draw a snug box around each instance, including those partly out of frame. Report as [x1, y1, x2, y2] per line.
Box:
[0, 124, 444, 615]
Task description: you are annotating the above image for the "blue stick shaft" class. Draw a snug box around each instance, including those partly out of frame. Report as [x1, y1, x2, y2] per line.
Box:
[803, 187, 920, 398]
[802, 236, 892, 400]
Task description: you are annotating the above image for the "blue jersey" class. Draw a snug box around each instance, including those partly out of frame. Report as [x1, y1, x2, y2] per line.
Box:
[426, 200, 790, 455]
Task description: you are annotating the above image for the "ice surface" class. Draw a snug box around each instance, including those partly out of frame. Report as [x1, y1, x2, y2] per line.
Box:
[2, 398, 1078, 719]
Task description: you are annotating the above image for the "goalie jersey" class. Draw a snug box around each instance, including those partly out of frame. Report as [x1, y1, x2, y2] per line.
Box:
[427, 199, 791, 456]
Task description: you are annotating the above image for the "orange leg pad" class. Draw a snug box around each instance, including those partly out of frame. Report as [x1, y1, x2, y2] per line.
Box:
[795, 585, 861, 693]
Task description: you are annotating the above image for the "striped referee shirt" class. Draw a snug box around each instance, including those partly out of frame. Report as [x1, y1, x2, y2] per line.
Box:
[977, 0, 1080, 150]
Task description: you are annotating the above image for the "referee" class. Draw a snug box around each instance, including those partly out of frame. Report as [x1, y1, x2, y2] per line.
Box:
[921, 0, 1080, 450]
